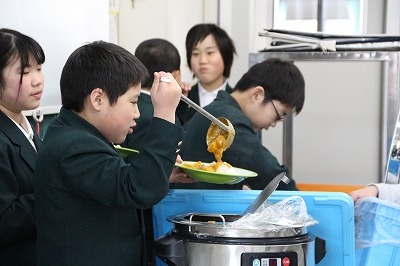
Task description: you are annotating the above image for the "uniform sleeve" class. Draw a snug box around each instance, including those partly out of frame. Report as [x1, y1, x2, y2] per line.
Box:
[0, 144, 36, 247]
[176, 101, 189, 125]
[224, 122, 297, 191]
[374, 183, 400, 205]
[59, 118, 183, 209]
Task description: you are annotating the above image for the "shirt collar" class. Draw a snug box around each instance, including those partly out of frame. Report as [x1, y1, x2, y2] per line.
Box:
[9, 114, 37, 151]
[140, 89, 151, 96]
[198, 80, 228, 107]
[198, 80, 228, 96]
[10, 114, 34, 140]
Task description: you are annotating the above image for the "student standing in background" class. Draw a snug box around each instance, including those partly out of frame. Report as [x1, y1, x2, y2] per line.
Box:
[122, 38, 189, 157]
[122, 37, 193, 185]
[0, 28, 45, 266]
[176, 23, 236, 125]
[121, 38, 194, 266]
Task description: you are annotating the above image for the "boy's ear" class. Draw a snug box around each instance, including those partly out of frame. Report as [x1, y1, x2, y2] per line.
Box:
[171, 69, 181, 79]
[171, 69, 181, 81]
[90, 88, 105, 111]
[251, 86, 265, 102]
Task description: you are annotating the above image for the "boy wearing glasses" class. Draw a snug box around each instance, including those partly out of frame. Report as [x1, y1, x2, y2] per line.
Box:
[174, 58, 305, 190]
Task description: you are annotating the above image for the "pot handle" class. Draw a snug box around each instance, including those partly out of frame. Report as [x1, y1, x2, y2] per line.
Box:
[315, 236, 326, 264]
[154, 233, 186, 266]
[188, 213, 226, 234]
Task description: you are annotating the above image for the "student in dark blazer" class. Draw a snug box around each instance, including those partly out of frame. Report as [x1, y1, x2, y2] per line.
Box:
[174, 58, 305, 191]
[122, 38, 187, 154]
[121, 38, 193, 265]
[34, 41, 184, 266]
[176, 23, 236, 125]
[0, 28, 45, 266]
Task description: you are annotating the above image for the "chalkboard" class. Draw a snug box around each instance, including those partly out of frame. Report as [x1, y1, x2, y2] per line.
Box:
[0, 0, 109, 115]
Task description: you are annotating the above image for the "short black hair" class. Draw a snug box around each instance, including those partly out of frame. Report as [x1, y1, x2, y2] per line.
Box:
[0, 28, 45, 95]
[135, 38, 180, 88]
[234, 58, 305, 114]
[186, 23, 236, 78]
[60, 41, 148, 112]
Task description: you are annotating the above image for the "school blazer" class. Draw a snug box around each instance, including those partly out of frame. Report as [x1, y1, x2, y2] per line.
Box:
[35, 107, 183, 266]
[0, 110, 41, 265]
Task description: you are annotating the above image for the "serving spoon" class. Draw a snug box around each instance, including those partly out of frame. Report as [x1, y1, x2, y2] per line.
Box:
[180, 95, 230, 132]
[159, 76, 235, 149]
[180, 94, 235, 149]
[243, 172, 290, 215]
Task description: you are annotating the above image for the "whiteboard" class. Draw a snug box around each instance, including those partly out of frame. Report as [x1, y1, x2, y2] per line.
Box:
[0, 0, 109, 115]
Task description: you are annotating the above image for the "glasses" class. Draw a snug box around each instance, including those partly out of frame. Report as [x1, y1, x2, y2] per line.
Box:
[264, 90, 285, 122]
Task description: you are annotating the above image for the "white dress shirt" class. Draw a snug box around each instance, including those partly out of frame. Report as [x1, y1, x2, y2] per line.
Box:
[198, 80, 228, 107]
[11, 114, 37, 151]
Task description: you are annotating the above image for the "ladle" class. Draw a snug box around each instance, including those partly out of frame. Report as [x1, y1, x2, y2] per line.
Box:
[180, 95, 235, 149]
[206, 117, 235, 151]
[243, 172, 290, 215]
[180, 94, 231, 132]
[159, 76, 229, 132]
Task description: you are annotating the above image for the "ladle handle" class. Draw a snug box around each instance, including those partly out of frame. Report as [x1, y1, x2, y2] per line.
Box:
[180, 94, 230, 132]
[243, 172, 290, 215]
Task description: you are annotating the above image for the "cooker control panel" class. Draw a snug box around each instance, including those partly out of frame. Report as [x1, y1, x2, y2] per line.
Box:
[241, 252, 298, 266]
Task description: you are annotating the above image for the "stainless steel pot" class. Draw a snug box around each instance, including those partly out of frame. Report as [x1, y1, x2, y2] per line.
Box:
[154, 174, 326, 266]
[155, 212, 318, 266]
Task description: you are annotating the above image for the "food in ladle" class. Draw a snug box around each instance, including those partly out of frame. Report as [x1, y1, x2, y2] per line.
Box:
[182, 123, 237, 174]
[207, 134, 227, 162]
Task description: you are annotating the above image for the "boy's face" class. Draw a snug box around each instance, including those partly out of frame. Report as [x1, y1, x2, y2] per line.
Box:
[98, 85, 140, 144]
[190, 34, 225, 87]
[251, 99, 291, 131]
[244, 88, 292, 131]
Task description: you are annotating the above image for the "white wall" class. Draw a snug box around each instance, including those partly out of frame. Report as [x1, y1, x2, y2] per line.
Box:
[0, 0, 109, 115]
[265, 59, 382, 185]
[117, 0, 218, 84]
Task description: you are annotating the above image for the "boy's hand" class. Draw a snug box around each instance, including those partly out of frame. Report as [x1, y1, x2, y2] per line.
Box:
[349, 185, 378, 203]
[151, 72, 181, 123]
[169, 155, 196, 183]
[180, 81, 192, 97]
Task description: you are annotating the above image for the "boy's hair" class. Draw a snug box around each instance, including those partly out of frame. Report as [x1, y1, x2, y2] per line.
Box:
[60, 41, 148, 112]
[135, 38, 180, 88]
[0, 28, 45, 95]
[186, 23, 236, 78]
[234, 58, 305, 114]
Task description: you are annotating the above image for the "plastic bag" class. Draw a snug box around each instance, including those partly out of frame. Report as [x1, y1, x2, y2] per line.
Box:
[228, 196, 318, 231]
[355, 197, 400, 249]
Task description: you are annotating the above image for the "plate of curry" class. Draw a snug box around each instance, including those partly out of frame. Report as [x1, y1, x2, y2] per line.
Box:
[177, 117, 257, 184]
[176, 161, 258, 184]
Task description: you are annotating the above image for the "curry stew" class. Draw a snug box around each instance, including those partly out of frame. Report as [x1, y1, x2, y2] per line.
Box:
[184, 119, 235, 173]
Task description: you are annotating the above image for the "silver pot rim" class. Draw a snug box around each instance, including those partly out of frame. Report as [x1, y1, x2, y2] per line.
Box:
[167, 212, 308, 239]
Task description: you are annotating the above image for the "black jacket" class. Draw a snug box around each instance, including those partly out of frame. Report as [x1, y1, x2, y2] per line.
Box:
[0, 111, 41, 266]
[34, 107, 183, 266]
